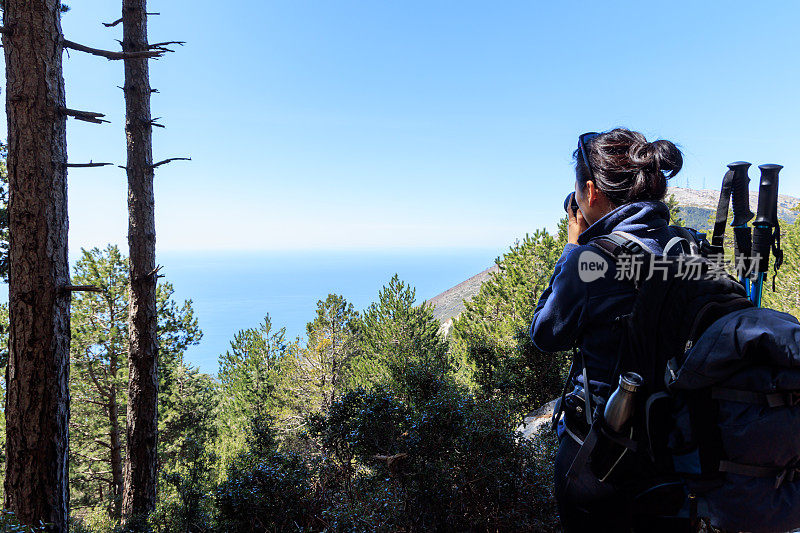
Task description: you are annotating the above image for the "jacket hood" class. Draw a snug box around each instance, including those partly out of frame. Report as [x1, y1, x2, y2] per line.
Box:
[577, 200, 671, 247]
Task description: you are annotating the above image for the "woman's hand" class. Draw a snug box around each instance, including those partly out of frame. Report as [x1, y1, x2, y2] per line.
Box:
[567, 193, 589, 244]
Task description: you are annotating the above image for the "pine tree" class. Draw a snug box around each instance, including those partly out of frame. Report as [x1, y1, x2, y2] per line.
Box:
[68, 245, 202, 521]
[665, 193, 685, 226]
[451, 220, 570, 418]
[70, 246, 129, 519]
[286, 294, 361, 416]
[352, 275, 448, 401]
[121, 0, 161, 514]
[155, 362, 218, 531]
[216, 316, 295, 472]
[2, 1, 71, 526]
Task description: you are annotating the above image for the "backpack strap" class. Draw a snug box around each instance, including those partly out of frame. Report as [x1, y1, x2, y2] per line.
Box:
[593, 227, 706, 258]
[612, 230, 654, 253]
[719, 459, 800, 489]
[552, 351, 577, 432]
[712, 387, 800, 408]
[562, 420, 600, 494]
[591, 231, 651, 258]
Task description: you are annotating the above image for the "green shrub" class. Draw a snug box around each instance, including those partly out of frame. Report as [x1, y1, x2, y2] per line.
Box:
[214, 415, 313, 532]
[150, 440, 215, 533]
[309, 368, 560, 532]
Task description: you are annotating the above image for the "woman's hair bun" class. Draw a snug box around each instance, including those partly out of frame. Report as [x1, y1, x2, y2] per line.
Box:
[648, 139, 682, 177]
[576, 128, 683, 205]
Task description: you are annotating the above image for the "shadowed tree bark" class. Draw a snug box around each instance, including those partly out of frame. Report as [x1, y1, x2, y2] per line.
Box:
[2, 0, 71, 530]
[121, 0, 159, 523]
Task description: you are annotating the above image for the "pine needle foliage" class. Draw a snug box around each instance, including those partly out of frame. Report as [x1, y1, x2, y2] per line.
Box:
[451, 220, 571, 419]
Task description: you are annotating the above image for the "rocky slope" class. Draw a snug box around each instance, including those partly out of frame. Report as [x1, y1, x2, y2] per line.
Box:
[427, 265, 499, 336]
[667, 186, 798, 229]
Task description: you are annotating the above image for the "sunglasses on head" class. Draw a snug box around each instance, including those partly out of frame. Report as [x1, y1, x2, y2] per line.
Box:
[578, 132, 600, 182]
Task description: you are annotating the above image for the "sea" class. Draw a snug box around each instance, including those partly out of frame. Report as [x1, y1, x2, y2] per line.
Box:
[0, 248, 506, 376]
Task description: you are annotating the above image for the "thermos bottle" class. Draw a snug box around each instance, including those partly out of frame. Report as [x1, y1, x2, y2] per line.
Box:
[591, 372, 643, 481]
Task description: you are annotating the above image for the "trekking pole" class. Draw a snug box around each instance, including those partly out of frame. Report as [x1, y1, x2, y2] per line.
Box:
[751, 164, 782, 307]
[709, 167, 735, 257]
[728, 162, 754, 297]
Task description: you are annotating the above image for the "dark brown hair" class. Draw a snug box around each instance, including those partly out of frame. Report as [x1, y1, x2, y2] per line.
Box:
[574, 128, 683, 206]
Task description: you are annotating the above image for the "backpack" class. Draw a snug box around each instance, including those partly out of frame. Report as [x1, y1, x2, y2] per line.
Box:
[565, 227, 800, 533]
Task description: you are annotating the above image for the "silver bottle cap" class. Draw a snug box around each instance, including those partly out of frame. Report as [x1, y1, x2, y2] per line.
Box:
[619, 372, 643, 393]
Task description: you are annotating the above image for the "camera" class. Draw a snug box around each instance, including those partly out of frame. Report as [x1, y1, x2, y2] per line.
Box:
[564, 192, 579, 215]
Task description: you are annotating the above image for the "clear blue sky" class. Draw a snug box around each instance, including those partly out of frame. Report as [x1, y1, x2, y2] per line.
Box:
[2, 1, 799, 253]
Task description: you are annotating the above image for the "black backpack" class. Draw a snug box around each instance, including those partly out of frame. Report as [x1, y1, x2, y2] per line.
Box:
[565, 227, 800, 533]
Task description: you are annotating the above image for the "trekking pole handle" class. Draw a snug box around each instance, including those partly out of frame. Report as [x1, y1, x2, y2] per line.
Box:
[729, 161, 754, 226]
[710, 168, 735, 253]
[753, 164, 781, 227]
[752, 164, 782, 274]
[728, 162, 753, 294]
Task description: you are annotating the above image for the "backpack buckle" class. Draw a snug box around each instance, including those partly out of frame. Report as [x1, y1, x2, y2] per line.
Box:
[788, 392, 800, 407]
[619, 241, 643, 256]
[775, 460, 800, 489]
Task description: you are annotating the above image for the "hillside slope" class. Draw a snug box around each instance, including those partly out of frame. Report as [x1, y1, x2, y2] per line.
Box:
[427, 265, 499, 335]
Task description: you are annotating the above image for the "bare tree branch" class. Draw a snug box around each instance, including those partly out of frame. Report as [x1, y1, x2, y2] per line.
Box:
[151, 157, 191, 169]
[149, 117, 164, 128]
[62, 39, 165, 60]
[66, 162, 113, 168]
[60, 284, 104, 292]
[134, 265, 163, 282]
[148, 41, 185, 53]
[61, 107, 109, 124]
[118, 85, 160, 94]
[149, 41, 185, 48]
[103, 18, 123, 28]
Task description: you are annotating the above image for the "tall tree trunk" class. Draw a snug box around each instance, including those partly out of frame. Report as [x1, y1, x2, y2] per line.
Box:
[108, 352, 124, 521]
[2, 0, 70, 530]
[121, 0, 158, 523]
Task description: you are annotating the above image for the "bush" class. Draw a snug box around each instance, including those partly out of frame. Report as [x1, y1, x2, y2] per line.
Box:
[214, 415, 313, 532]
[215, 452, 312, 533]
[150, 441, 215, 533]
[309, 368, 560, 532]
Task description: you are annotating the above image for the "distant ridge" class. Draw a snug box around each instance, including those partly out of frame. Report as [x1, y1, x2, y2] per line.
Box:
[428, 188, 799, 329]
[667, 186, 798, 229]
[427, 264, 499, 335]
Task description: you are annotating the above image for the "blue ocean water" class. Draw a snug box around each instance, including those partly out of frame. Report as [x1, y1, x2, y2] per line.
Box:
[148, 248, 504, 374]
[0, 248, 504, 374]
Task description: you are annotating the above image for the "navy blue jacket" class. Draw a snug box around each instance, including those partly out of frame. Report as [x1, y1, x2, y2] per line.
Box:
[530, 200, 680, 384]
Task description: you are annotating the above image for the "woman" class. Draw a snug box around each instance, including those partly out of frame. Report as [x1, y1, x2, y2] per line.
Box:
[530, 128, 694, 532]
